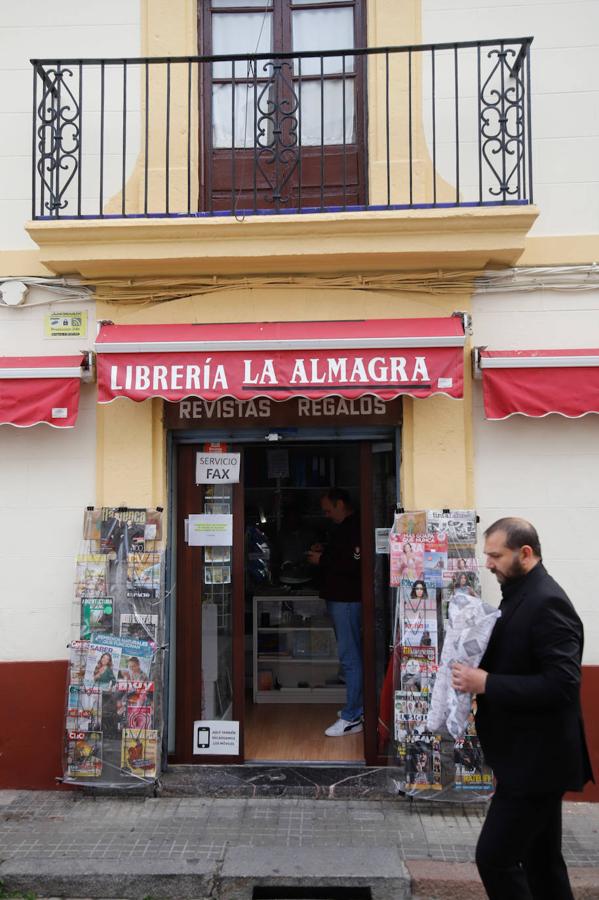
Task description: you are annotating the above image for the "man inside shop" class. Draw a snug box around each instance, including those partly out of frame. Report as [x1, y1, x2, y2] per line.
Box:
[307, 488, 363, 737]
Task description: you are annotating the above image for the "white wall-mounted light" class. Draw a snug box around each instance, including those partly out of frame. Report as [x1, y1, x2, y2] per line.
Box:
[0, 280, 28, 306]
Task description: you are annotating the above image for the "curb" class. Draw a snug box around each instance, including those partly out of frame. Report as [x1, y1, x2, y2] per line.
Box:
[406, 860, 599, 899]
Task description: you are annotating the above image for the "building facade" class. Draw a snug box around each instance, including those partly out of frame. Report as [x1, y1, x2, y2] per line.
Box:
[0, 0, 597, 796]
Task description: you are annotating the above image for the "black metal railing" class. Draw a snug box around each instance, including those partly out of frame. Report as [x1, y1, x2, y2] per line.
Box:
[31, 37, 533, 220]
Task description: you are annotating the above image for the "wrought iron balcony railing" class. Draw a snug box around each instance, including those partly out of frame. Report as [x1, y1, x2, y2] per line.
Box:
[31, 37, 533, 220]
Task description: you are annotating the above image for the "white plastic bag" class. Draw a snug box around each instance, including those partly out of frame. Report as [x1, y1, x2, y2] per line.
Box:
[427, 592, 501, 739]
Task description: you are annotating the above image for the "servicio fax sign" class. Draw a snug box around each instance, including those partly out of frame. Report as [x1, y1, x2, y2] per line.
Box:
[196, 452, 240, 484]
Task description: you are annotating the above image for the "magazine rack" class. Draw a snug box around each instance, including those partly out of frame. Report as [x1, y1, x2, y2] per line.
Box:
[388, 508, 494, 802]
[62, 507, 166, 790]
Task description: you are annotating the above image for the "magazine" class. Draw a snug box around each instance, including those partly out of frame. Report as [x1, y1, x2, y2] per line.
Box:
[126, 552, 161, 601]
[80, 597, 113, 640]
[401, 608, 438, 652]
[83, 639, 123, 690]
[69, 640, 90, 684]
[84, 507, 162, 546]
[121, 728, 159, 778]
[394, 690, 430, 741]
[114, 680, 155, 731]
[393, 511, 427, 535]
[66, 730, 102, 778]
[390, 535, 425, 584]
[120, 613, 159, 643]
[404, 733, 442, 791]
[66, 684, 101, 731]
[400, 653, 438, 694]
[426, 509, 477, 547]
[75, 555, 108, 599]
[101, 508, 147, 554]
[91, 634, 154, 683]
[454, 735, 493, 791]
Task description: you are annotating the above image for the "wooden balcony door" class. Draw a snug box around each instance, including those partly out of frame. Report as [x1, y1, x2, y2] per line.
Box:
[199, 0, 367, 212]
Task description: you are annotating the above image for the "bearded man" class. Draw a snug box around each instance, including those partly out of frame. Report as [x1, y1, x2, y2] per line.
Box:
[451, 517, 593, 900]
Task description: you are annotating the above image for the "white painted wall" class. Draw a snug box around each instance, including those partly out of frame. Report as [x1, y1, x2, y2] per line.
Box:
[0, 293, 97, 661]
[422, 0, 599, 235]
[0, 0, 141, 249]
[472, 286, 599, 664]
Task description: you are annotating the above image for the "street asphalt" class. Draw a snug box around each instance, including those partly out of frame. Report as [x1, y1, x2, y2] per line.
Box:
[0, 790, 598, 899]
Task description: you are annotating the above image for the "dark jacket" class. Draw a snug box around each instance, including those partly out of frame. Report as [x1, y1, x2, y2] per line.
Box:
[475, 562, 594, 794]
[318, 511, 362, 603]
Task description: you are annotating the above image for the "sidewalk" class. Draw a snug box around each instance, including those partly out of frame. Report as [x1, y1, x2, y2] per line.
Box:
[0, 790, 598, 900]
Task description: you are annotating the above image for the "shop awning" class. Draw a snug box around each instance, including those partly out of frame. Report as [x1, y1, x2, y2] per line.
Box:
[478, 348, 599, 419]
[0, 355, 86, 427]
[95, 317, 466, 403]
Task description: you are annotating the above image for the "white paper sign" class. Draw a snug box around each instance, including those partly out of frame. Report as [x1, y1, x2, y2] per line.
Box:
[188, 514, 233, 546]
[196, 452, 240, 484]
[193, 720, 239, 755]
[375, 527, 391, 554]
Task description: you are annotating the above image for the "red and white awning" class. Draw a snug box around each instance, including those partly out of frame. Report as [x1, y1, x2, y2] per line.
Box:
[96, 317, 466, 403]
[478, 349, 599, 419]
[0, 355, 85, 427]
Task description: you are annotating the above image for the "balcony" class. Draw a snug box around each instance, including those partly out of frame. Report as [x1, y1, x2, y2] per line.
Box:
[27, 38, 538, 278]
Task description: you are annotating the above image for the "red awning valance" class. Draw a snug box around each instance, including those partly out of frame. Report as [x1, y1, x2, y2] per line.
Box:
[0, 355, 85, 427]
[96, 317, 466, 404]
[478, 349, 599, 419]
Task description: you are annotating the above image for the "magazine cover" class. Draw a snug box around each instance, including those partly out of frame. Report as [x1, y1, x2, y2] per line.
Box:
[404, 734, 442, 791]
[394, 690, 430, 741]
[393, 511, 427, 535]
[121, 728, 159, 778]
[454, 735, 493, 791]
[75, 555, 108, 599]
[80, 597, 114, 640]
[400, 578, 438, 612]
[390, 535, 425, 584]
[83, 639, 123, 690]
[91, 634, 154, 683]
[84, 507, 162, 545]
[66, 684, 102, 731]
[66, 730, 103, 778]
[69, 639, 90, 684]
[427, 509, 477, 546]
[400, 653, 438, 694]
[126, 552, 161, 601]
[114, 680, 155, 732]
[446, 552, 478, 573]
[120, 613, 159, 643]
[401, 613, 438, 653]
[422, 535, 449, 587]
[101, 508, 148, 554]
[443, 569, 481, 601]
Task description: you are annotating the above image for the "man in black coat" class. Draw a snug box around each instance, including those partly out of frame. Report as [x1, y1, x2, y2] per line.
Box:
[451, 517, 593, 900]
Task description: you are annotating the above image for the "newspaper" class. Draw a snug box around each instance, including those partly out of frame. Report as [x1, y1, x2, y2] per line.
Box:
[427, 592, 501, 739]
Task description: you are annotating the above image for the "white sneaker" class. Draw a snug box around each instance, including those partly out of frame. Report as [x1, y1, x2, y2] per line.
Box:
[325, 717, 363, 737]
[337, 710, 363, 720]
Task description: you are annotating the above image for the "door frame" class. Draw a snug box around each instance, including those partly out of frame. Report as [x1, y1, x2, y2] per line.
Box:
[197, 0, 368, 212]
[169, 426, 397, 766]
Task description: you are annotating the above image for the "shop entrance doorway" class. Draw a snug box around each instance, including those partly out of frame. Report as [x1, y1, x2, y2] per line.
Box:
[173, 430, 397, 765]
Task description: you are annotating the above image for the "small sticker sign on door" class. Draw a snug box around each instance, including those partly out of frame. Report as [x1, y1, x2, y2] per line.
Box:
[193, 720, 239, 755]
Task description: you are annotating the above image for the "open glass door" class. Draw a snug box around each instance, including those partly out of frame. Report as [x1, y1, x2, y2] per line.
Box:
[174, 444, 245, 763]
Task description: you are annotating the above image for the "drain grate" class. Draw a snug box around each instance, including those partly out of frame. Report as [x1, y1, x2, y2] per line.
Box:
[253, 889, 372, 900]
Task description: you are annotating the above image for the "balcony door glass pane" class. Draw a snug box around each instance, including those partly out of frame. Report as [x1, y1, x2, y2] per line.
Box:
[212, 11, 272, 78]
[292, 8, 355, 76]
[212, 0, 272, 6]
[298, 78, 355, 145]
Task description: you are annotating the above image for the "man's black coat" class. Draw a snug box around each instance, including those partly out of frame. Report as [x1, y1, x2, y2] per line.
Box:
[475, 562, 594, 794]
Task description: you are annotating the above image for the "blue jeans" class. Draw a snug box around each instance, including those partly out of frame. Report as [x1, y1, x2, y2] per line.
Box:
[326, 600, 363, 721]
